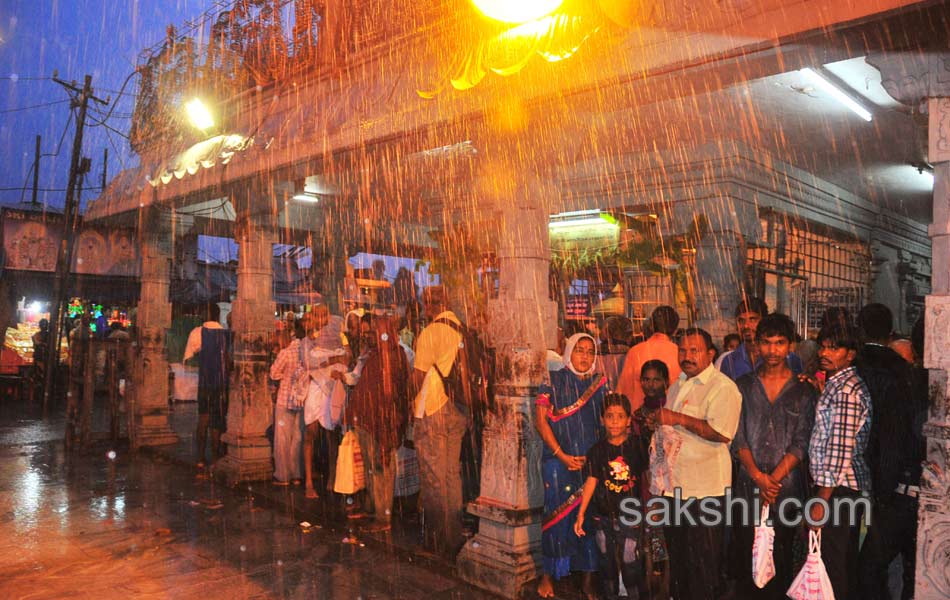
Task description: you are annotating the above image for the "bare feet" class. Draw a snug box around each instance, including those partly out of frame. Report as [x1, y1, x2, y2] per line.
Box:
[305, 487, 319, 499]
[537, 574, 555, 598]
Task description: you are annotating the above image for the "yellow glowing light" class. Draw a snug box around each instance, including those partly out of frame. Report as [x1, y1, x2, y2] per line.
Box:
[185, 98, 214, 131]
[472, 0, 563, 24]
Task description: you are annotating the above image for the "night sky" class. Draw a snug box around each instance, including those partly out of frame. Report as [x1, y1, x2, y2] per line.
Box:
[0, 1, 213, 211]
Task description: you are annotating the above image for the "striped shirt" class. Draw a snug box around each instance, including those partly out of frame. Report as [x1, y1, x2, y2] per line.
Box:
[270, 340, 301, 410]
[809, 366, 872, 491]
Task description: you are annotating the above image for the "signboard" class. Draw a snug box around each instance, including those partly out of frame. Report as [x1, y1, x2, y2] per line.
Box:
[2, 209, 139, 276]
[565, 295, 591, 319]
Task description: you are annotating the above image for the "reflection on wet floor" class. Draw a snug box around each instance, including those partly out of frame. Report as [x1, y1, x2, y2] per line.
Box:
[0, 400, 494, 599]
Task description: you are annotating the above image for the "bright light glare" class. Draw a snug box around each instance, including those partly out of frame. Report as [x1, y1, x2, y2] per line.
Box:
[293, 193, 320, 203]
[472, 0, 562, 23]
[549, 214, 618, 230]
[185, 98, 215, 131]
[27, 301, 43, 313]
[801, 68, 872, 122]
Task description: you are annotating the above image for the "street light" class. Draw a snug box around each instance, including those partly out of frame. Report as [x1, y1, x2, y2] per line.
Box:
[185, 98, 214, 131]
[471, 0, 563, 23]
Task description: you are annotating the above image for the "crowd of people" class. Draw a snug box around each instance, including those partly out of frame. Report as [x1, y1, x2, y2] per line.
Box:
[536, 299, 926, 600]
[179, 285, 927, 600]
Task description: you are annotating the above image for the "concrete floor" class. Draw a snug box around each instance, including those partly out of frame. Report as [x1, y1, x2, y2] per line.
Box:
[0, 399, 496, 600]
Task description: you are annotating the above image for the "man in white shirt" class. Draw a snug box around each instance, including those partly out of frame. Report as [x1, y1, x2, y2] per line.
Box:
[648, 327, 742, 600]
[409, 285, 467, 557]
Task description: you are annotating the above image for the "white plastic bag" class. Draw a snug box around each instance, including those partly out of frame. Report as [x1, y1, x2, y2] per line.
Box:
[649, 425, 683, 495]
[752, 504, 776, 588]
[787, 529, 836, 600]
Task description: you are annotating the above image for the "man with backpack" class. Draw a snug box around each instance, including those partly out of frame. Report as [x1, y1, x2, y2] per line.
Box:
[411, 285, 493, 557]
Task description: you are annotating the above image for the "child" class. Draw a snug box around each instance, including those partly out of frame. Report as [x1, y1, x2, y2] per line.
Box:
[574, 392, 649, 600]
[634, 360, 672, 600]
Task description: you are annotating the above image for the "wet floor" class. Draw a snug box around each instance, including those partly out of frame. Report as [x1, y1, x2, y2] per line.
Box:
[0, 399, 496, 600]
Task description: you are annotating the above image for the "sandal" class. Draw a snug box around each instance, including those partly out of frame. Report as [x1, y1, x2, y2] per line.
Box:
[272, 479, 290, 486]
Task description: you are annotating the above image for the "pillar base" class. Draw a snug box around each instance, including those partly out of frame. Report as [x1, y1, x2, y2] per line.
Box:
[132, 412, 178, 449]
[215, 433, 273, 485]
[457, 538, 539, 599]
[457, 499, 541, 599]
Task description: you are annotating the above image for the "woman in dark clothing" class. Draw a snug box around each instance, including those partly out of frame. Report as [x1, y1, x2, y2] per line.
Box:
[345, 315, 410, 531]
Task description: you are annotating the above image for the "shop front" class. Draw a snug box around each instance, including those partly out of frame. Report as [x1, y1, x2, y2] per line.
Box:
[0, 206, 140, 399]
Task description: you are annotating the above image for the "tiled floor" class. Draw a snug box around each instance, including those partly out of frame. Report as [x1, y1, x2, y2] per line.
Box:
[0, 398, 496, 599]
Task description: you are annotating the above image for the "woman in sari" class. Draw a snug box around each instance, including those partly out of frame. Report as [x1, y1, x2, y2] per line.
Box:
[535, 333, 607, 599]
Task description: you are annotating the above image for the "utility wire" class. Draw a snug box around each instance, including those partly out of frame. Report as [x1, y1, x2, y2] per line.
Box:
[88, 112, 131, 139]
[89, 70, 138, 125]
[0, 76, 52, 81]
[102, 127, 129, 172]
[0, 99, 70, 114]
[1, 186, 104, 192]
[17, 110, 76, 204]
[44, 111, 75, 158]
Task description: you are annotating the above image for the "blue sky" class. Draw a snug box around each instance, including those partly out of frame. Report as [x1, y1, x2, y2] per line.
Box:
[0, 1, 212, 210]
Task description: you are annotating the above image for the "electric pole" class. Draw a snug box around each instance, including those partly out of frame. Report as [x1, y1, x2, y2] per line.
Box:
[42, 74, 109, 417]
[31, 135, 41, 206]
[101, 147, 108, 191]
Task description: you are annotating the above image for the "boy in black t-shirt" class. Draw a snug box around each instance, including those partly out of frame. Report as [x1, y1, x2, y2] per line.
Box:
[575, 393, 649, 599]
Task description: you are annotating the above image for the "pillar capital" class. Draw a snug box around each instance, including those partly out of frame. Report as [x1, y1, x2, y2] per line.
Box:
[867, 51, 950, 111]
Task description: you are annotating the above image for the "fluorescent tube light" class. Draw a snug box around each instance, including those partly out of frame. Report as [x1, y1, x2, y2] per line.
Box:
[549, 211, 619, 230]
[801, 68, 872, 122]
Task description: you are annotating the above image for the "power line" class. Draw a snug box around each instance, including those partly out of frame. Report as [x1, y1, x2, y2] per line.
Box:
[0, 185, 104, 192]
[44, 111, 75, 158]
[102, 127, 129, 172]
[0, 99, 70, 114]
[0, 76, 52, 81]
[17, 111, 76, 204]
[88, 113, 131, 139]
[89, 70, 138, 125]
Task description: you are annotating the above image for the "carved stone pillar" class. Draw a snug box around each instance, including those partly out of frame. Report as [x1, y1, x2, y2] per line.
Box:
[216, 210, 276, 484]
[131, 209, 178, 448]
[868, 51, 950, 599]
[457, 166, 557, 598]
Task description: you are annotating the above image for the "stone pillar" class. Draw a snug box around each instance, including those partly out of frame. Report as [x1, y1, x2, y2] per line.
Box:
[216, 210, 276, 484]
[131, 208, 178, 448]
[919, 101, 950, 600]
[869, 51, 950, 599]
[692, 228, 747, 339]
[457, 167, 557, 598]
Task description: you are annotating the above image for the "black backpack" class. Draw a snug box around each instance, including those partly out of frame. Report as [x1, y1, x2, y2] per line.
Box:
[432, 317, 496, 420]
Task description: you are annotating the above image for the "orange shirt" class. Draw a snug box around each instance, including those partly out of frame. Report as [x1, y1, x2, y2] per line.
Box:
[616, 333, 682, 411]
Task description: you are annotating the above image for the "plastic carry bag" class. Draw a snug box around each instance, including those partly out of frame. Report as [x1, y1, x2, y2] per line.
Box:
[752, 504, 776, 588]
[787, 529, 836, 600]
[333, 430, 366, 494]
